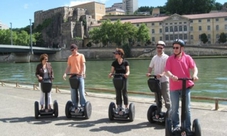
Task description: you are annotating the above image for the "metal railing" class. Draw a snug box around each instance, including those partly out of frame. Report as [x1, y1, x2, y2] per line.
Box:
[1, 80, 226, 110]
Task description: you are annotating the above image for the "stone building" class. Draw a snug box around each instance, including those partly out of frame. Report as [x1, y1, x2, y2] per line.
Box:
[33, 2, 103, 48]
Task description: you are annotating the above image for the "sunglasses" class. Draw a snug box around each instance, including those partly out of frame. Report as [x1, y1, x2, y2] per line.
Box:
[156, 47, 163, 49]
[173, 47, 180, 49]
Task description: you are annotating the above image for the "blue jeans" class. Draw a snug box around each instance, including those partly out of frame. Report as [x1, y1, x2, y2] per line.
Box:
[70, 77, 86, 107]
[170, 89, 191, 129]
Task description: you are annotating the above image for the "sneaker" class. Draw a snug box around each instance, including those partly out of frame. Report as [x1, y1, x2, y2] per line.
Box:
[75, 108, 80, 113]
[173, 126, 181, 132]
[80, 107, 84, 112]
[71, 107, 75, 112]
[125, 108, 129, 113]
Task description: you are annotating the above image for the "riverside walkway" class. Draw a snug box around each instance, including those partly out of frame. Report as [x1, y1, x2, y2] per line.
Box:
[0, 83, 227, 136]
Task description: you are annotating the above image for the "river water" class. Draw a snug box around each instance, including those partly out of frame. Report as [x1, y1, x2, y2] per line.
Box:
[0, 58, 226, 103]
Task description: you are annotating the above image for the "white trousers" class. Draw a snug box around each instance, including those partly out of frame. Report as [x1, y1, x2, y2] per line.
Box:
[39, 83, 52, 105]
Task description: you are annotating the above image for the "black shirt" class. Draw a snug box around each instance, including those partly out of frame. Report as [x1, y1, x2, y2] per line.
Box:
[111, 59, 129, 74]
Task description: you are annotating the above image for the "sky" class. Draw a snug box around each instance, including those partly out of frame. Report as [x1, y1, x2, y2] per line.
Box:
[0, 0, 226, 28]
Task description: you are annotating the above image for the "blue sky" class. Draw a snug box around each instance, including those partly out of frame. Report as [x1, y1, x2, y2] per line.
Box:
[0, 0, 226, 28]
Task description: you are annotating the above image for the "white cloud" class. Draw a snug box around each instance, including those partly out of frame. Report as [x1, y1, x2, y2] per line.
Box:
[67, 0, 109, 7]
[23, 4, 29, 9]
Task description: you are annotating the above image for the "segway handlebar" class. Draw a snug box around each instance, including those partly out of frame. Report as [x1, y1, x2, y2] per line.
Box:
[178, 78, 193, 81]
[148, 75, 157, 78]
[67, 73, 81, 76]
[111, 73, 125, 76]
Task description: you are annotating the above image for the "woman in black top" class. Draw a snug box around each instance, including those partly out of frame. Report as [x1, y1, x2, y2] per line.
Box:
[108, 48, 130, 113]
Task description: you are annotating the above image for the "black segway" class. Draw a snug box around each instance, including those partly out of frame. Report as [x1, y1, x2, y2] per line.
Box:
[34, 79, 58, 118]
[65, 74, 92, 119]
[165, 78, 201, 136]
[147, 75, 168, 124]
[108, 73, 135, 122]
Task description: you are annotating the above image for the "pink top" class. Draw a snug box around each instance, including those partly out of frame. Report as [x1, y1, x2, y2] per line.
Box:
[165, 52, 196, 91]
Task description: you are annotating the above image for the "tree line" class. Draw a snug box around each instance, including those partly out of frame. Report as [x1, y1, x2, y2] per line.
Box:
[136, 0, 227, 15]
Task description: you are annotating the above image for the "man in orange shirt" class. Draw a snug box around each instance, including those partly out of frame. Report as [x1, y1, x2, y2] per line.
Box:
[63, 44, 87, 112]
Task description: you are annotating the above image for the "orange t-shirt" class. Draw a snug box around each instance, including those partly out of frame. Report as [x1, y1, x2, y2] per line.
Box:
[67, 53, 85, 75]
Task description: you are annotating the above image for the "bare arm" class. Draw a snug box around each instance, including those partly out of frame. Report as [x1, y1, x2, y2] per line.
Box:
[63, 65, 70, 80]
[192, 66, 199, 81]
[108, 66, 115, 78]
[124, 65, 130, 78]
[146, 67, 152, 77]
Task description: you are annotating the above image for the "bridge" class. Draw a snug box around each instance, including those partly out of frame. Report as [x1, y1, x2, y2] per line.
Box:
[0, 44, 62, 63]
[0, 44, 61, 54]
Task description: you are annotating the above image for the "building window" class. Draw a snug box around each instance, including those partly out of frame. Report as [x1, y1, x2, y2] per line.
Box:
[207, 25, 210, 31]
[216, 25, 219, 30]
[199, 26, 202, 31]
[159, 22, 162, 25]
[179, 34, 183, 39]
[137, 24, 139, 27]
[216, 18, 219, 22]
[170, 26, 173, 32]
[165, 27, 168, 32]
[184, 34, 187, 39]
[191, 35, 193, 40]
[207, 34, 211, 39]
[190, 26, 193, 31]
[170, 35, 173, 40]
[165, 23, 168, 25]
[160, 28, 162, 33]
[179, 26, 182, 31]
[174, 26, 178, 32]
[225, 18, 227, 21]
[160, 37, 162, 40]
[152, 29, 155, 34]
[152, 23, 154, 26]
[225, 24, 227, 30]
[175, 34, 178, 39]
[152, 37, 155, 41]
[207, 19, 210, 22]
[184, 26, 187, 31]
[216, 34, 219, 38]
[179, 22, 182, 24]
[190, 20, 193, 23]
[166, 35, 169, 40]
[198, 19, 201, 22]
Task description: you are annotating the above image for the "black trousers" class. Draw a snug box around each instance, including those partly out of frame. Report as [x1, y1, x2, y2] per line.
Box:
[115, 78, 128, 106]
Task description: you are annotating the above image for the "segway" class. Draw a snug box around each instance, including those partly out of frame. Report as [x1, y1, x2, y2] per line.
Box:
[147, 75, 169, 124]
[165, 78, 201, 136]
[108, 73, 135, 122]
[65, 74, 92, 119]
[34, 78, 58, 118]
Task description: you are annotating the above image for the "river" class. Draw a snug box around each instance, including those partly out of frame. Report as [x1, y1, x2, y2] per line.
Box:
[0, 58, 226, 103]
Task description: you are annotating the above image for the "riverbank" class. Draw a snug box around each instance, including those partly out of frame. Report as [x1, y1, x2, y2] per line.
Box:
[1, 46, 227, 62]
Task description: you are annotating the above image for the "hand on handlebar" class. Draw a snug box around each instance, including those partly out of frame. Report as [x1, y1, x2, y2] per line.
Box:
[63, 73, 67, 80]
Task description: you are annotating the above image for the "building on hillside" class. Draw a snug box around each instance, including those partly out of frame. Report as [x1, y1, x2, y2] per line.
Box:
[122, 0, 138, 14]
[112, 3, 123, 9]
[0, 21, 9, 29]
[71, 1, 105, 21]
[106, 7, 125, 15]
[89, 12, 227, 45]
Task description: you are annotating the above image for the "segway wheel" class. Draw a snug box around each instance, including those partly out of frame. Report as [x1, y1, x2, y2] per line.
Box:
[53, 100, 58, 117]
[129, 103, 135, 122]
[65, 101, 73, 118]
[108, 102, 115, 120]
[147, 105, 157, 123]
[192, 119, 201, 136]
[165, 118, 172, 136]
[34, 101, 39, 119]
[84, 101, 92, 119]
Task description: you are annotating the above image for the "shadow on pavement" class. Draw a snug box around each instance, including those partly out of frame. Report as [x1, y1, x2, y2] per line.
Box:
[55, 117, 165, 134]
[0, 116, 65, 125]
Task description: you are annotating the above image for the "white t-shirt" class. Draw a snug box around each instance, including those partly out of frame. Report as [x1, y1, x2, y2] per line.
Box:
[149, 53, 169, 83]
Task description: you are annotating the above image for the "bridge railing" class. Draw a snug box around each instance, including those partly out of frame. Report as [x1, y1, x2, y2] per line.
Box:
[0, 80, 226, 110]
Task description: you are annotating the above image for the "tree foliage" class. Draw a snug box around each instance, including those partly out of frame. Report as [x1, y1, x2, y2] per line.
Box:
[0, 29, 36, 46]
[89, 19, 150, 47]
[200, 33, 209, 44]
[166, 0, 215, 14]
[218, 32, 227, 43]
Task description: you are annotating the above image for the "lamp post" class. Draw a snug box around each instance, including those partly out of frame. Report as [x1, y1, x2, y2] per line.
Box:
[10, 22, 13, 45]
[29, 19, 33, 54]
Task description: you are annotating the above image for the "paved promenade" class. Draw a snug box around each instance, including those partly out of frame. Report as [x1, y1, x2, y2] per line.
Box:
[0, 83, 227, 136]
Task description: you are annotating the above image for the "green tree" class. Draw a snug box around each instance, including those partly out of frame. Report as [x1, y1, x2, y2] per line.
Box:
[200, 33, 208, 44]
[137, 23, 151, 46]
[166, 0, 215, 14]
[218, 32, 227, 43]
